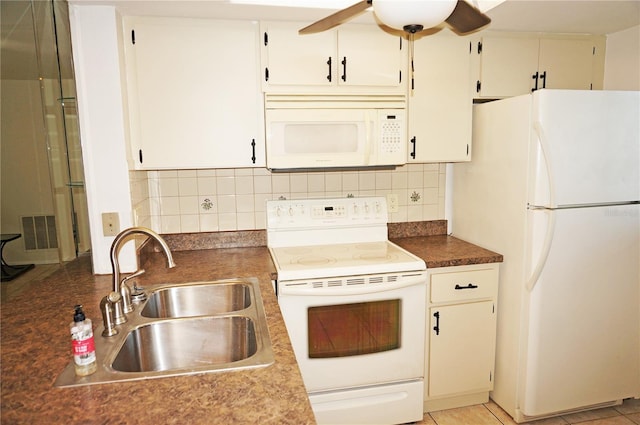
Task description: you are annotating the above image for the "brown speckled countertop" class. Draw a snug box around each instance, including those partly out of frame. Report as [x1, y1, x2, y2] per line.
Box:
[0, 222, 502, 425]
[388, 220, 503, 267]
[392, 235, 503, 268]
[1, 247, 315, 425]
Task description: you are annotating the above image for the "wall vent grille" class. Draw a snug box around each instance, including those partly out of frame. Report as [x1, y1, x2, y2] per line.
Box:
[21, 215, 58, 250]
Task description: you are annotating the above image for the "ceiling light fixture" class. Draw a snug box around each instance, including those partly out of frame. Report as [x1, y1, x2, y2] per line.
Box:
[373, 0, 457, 33]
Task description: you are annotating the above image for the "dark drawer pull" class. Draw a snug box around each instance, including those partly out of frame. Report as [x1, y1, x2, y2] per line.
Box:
[455, 283, 479, 290]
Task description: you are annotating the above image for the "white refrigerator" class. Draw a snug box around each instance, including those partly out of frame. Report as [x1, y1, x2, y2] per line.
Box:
[452, 90, 639, 423]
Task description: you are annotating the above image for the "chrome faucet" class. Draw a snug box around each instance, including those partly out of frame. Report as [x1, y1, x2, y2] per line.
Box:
[109, 227, 176, 326]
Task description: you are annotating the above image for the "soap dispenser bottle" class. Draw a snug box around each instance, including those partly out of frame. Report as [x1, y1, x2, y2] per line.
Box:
[70, 305, 97, 376]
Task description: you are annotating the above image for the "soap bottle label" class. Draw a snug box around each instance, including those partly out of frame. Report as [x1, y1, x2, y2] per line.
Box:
[72, 329, 96, 366]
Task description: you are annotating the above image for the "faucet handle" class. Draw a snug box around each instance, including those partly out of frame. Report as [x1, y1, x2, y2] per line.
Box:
[101, 291, 121, 337]
[122, 269, 145, 284]
[120, 269, 145, 313]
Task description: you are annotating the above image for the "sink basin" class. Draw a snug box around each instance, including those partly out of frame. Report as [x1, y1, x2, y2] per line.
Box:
[141, 281, 251, 318]
[112, 316, 257, 372]
[53, 277, 274, 387]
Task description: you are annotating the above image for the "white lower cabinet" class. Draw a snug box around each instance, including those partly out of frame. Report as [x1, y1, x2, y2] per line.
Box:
[425, 263, 499, 412]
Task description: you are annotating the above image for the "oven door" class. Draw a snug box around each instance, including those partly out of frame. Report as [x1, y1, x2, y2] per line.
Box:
[277, 272, 427, 392]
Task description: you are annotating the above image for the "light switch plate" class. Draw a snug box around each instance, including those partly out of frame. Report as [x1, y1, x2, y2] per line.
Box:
[102, 212, 120, 236]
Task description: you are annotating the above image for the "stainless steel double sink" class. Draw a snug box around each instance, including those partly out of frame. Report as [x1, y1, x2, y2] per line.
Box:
[55, 278, 274, 387]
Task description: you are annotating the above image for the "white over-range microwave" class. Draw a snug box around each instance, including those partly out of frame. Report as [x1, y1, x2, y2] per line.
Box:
[264, 94, 407, 170]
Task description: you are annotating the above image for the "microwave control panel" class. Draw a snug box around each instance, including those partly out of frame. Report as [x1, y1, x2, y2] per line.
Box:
[381, 120, 403, 153]
[379, 110, 405, 159]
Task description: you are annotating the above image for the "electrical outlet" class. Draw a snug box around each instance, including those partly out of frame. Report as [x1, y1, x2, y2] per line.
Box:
[102, 212, 120, 237]
[387, 194, 399, 213]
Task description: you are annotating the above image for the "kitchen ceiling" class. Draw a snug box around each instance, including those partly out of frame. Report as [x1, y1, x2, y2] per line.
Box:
[486, 0, 640, 34]
[2, 0, 639, 81]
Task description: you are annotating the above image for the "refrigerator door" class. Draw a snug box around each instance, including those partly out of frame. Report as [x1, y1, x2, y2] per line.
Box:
[529, 90, 640, 207]
[521, 203, 640, 418]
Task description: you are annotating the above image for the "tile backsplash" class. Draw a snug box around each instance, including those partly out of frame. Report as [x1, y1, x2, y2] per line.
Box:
[130, 163, 446, 234]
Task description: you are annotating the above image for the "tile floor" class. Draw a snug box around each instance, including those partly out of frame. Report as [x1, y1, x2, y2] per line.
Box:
[418, 398, 640, 425]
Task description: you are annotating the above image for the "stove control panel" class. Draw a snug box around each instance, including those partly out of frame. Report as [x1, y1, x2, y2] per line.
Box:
[266, 196, 388, 230]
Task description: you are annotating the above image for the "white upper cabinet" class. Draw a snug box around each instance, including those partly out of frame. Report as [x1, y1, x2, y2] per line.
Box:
[476, 35, 539, 98]
[537, 38, 600, 90]
[336, 26, 405, 87]
[407, 32, 473, 163]
[123, 17, 265, 169]
[475, 32, 605, 98]
[261, 21, 407, 93]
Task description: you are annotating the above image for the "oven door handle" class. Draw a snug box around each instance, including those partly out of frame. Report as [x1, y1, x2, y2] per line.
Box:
[278, 272, 426, 296]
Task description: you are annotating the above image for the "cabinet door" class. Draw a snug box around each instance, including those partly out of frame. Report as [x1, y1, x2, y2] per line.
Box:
[478, 36, 539, 98]
[125, 18, 264, 169]
[428, 301, 495, 397]
[538, 38, 595, 90]
[262, 22, 336, 87]
[408, 33, 472, 162]
[337, 25, 405, 87]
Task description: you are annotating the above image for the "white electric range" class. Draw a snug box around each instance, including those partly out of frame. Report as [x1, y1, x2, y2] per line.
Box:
[267, 196, 427, 425]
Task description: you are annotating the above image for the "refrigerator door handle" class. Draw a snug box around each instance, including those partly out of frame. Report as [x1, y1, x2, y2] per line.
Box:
[528, 200, 640, 210]
[525, 209, 556, 292]
[526, 122, 557, 292]
[532, 121, 557, 208]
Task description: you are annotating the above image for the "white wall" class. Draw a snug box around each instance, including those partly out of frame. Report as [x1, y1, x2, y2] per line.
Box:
[69, 5, 137, 274]
[604, 25, 640, 90]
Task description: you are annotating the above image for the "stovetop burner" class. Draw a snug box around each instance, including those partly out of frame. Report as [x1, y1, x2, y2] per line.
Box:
[270, 240, 425, 281]
[266, 197, 426, 281]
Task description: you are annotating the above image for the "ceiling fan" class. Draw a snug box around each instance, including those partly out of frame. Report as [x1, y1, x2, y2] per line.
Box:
[299, 0, 491, 36]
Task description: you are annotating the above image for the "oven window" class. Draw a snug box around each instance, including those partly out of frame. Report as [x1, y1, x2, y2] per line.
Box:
[307, 299, 401, 358]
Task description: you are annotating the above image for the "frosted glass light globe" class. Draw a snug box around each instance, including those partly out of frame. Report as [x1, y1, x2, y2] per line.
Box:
[373, 0, 457, 31]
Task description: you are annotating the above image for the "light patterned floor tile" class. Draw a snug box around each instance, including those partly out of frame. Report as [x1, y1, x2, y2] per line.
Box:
[570, 416, 635, 425]
[562, 407, 622, 423]
[484, 400, 568, 425]
[422, 401, 639, 425]
[416, 413, 438, 425]
[626, 412, 640, 424]
[429, 404, 502, 425]
[616, 400, 640, 416]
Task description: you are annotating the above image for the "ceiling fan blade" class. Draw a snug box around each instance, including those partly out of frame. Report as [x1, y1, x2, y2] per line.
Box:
[445, 0, 491, 34]
[299, 0, 372, 34]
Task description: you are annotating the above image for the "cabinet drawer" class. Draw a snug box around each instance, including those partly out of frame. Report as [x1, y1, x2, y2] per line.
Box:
[430, 267, 498, 303]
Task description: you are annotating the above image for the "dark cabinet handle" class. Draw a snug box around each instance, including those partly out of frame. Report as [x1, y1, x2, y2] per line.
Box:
[410, 136, 416, 159]
[341, 56, 347, 82]
[455, 283, 479, 290]
[532, 71, 539, 92]
[327, 57, 332, 82]
[540, 71, 546, 89]
[433, 311, 440, 335]
[250, 139, 256, 164]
